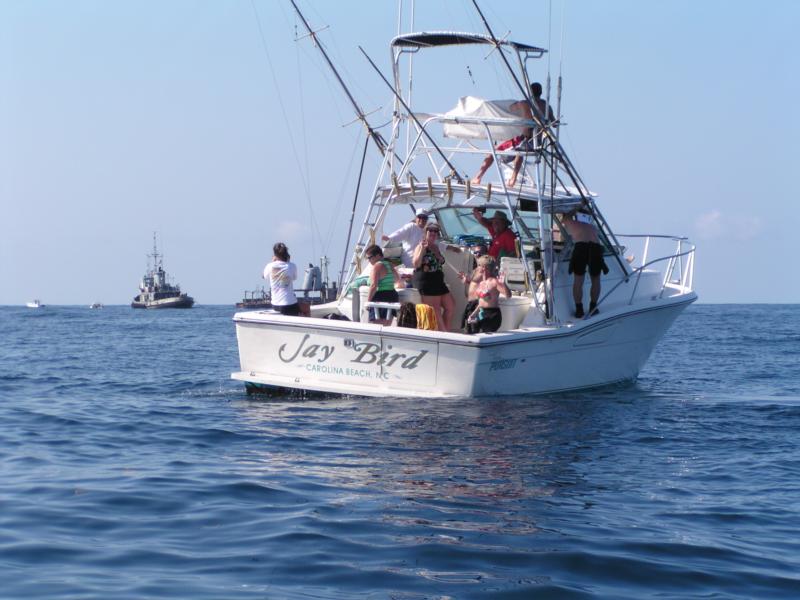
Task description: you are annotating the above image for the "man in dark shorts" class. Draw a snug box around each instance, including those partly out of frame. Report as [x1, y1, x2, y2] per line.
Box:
[562, 211, 609, 318]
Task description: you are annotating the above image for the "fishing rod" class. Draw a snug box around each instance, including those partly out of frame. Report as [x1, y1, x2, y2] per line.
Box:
[336, 133, 370, 293]
[359, 46, 465, 185]
[289, 0, 389, 157]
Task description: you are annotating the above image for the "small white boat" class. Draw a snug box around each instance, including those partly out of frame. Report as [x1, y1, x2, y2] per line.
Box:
[89, 302, 104, 309]
[26, 299, 44, 308]
[232, 7, 696, 398]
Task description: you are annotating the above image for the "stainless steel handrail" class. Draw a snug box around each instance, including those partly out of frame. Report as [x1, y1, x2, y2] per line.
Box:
[595, 235, 695, 309]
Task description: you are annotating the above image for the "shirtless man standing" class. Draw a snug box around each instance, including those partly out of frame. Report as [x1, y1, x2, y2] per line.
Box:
[561, 211, 608, 318]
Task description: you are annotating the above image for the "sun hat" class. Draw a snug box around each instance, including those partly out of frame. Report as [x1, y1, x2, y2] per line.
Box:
[489, 210, 510, 223]
[415, 208, 429, 218]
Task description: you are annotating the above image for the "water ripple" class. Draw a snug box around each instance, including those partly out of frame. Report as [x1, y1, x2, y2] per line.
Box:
[0, 305, 799, 598]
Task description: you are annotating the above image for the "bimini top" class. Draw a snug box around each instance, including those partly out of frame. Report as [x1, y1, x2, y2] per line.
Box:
[391, 31, 546, 55]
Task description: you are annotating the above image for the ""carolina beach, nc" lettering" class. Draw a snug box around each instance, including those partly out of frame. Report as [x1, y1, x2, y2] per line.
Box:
[278, 334, 428, 370]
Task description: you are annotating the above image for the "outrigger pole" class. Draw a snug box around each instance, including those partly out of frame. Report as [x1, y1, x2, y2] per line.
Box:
[289, 0, 389, 158]
[470, 0, 629, 278]
[469, 0, 588, 199]
[359, 47, 466, 185]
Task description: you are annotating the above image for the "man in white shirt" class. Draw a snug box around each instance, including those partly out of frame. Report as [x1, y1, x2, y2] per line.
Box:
[381, 208, 428, 267]
[263, 242, 300, 316]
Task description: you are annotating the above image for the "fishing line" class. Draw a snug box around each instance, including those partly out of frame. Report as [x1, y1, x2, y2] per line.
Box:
[250, 0, 324, 255]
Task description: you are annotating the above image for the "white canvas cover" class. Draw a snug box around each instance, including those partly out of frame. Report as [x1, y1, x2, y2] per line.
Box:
[442, 96, 530, 141]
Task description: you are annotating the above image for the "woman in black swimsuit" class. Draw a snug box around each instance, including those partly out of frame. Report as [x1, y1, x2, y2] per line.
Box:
[412, 223, 455, 332]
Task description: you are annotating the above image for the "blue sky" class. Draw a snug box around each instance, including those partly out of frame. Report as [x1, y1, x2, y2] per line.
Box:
[2, 0, 797, 305]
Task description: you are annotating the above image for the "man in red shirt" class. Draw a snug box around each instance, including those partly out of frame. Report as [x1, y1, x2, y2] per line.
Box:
[472, 208, 517, 259]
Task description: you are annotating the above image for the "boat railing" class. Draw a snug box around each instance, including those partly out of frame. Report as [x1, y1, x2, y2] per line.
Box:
[399, 113, 540, 182]
[598, 234, 695, 307]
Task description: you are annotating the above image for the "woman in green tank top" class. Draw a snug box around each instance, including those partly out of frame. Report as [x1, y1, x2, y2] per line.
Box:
[365, 244, 400, 324]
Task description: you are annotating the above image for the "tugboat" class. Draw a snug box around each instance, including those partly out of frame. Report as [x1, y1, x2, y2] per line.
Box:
[131, 234, 194, 309]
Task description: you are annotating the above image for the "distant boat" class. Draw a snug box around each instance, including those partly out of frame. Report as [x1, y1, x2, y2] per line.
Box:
[26, 299, 44, 308]
[89, 302, 104, 309]
[131, 234, 195, 309]
[235, 287, 272, 310]
[235, 261, 338, 310]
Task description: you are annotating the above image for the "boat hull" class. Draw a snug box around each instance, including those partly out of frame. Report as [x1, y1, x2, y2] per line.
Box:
[232, 294, 695, 398]
[131, 295, 194, 309]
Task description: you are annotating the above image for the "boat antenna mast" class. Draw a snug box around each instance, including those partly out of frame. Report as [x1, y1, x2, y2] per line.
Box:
[289, 0, 389, 158]
[150, 232, 162, 272]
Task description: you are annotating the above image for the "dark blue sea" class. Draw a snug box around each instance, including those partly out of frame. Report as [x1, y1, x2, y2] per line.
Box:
[1, 304, 799, 599]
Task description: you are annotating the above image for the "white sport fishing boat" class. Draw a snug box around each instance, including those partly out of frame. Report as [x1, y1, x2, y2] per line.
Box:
[232, 4, 696, 398]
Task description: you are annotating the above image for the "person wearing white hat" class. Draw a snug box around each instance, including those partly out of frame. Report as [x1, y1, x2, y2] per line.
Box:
[381, 208, 429, 267]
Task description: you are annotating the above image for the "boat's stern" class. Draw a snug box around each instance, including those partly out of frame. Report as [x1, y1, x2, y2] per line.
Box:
[232, 311, 474, 397]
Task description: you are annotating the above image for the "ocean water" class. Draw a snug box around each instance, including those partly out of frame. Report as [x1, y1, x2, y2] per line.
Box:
[1, 304, 799, 599]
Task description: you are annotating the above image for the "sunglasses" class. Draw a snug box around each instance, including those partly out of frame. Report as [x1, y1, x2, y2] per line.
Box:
[366, 253, 379, 259]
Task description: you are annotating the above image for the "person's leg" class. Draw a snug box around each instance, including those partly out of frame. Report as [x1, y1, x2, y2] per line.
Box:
[440, 292, 456, 332]
[587, 245, 603, 315]
[471, 155, 493, 185]
[572, 275, 585, 318]
[588, 275, 601, 315]
[572, 274, 584, 305]
[478, 308, 502, 333]
[507, 156, 522, 187]
[421, 295, 443, 331]
[589, 276, 600, 305]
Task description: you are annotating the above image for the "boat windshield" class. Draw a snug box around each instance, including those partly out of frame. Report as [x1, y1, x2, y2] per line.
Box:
[433, 205, 543, 246]
[434, 207, 489, 241]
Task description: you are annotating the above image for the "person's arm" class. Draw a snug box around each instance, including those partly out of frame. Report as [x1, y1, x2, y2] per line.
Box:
[368, 261, 385, 302]
[390, 263, 401, 288]
[497, 276, 511, 298]
[383, 222, 410, 244]
[472, 207, 491, 229]
[289, 262, 298, 281]
[412, 241, 425, 269]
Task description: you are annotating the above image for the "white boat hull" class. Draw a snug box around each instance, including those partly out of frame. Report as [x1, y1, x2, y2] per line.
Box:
[232, 294, 695, 398]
